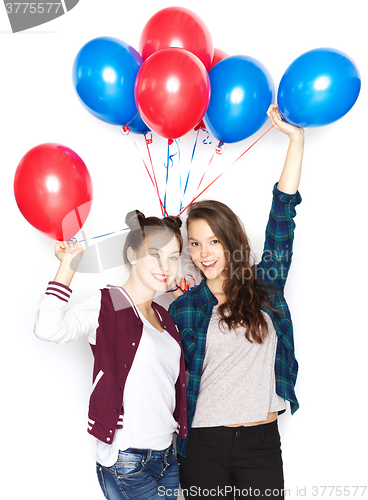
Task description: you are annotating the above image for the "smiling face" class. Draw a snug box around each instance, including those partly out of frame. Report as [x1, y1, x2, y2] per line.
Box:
[129, 231, 180, 294]
[188, 218, 228, 283]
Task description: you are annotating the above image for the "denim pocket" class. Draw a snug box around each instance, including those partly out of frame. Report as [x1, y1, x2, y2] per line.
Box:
[115, 451, 145, 477]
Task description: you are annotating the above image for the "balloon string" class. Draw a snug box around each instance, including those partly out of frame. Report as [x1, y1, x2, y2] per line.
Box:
[191, 128, 200, 164]
[176, 139, 185, 213]
[144, 134, 167, 216]
[163, 140, 179, 212]
[121, 127, 167, 216]
[191, 138, 225, 203]
[201, 128, 212, 145]
[230, 124, 275, 166]
[179, 125, 275, 216]
[179, 129, 200, 213]
[181, 127, 215, 213]
[194, 150, 216, 195]
[78, 227, 129, 244]
[179, 170, 222, 216]
[131, 135, 168, 217]
[163, 141, 170, 211]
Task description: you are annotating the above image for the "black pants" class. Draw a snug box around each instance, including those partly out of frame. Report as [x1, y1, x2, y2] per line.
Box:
[178, 420, 284, 499]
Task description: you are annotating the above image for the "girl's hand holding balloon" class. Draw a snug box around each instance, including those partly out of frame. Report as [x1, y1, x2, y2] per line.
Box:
[177, 277, 190, 293]
[166, 274, 195, 298]
[55, 240, 84, 264]
[267, 105, 304, 141]
[54, 240, 84, 288]
[166, 277, 187, 299]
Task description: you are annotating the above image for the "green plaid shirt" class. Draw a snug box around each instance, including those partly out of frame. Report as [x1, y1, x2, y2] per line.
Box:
[169, 184, 302, 457]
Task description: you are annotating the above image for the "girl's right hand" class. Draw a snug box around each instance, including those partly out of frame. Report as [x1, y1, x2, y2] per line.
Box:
[55, 240, 84, 266]
[267, 104, 304, 141]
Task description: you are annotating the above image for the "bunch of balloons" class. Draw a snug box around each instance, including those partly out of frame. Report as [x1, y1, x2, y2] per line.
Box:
[14, 8, 361, 241]
[71, 7, 275, 142]
[73, 7, 213, 140]
[71, 7, 361, 143]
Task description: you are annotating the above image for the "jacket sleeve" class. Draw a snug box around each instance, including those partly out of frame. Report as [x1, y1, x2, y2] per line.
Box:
[34, 281, 101, 345]
[256, 184, 302, 292]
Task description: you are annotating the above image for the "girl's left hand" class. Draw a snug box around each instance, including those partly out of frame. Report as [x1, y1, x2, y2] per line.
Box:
[166, 276, 189, 299]
[176, 277, 190, 292]
[267, 104, 304, 141]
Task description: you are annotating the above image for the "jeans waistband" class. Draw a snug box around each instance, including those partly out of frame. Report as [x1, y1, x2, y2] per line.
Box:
[120, 442, 174, 460]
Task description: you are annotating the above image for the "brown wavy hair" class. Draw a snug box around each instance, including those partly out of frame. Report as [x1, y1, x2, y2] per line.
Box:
[123, 210, 183, 265]
[186, 200, 273, 344]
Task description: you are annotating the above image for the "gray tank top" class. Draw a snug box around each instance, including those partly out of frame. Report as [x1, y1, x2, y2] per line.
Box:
[192, 306, 286, 427]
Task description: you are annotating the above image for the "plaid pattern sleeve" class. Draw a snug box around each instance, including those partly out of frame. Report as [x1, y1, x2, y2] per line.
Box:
[256, 184, 302, 292]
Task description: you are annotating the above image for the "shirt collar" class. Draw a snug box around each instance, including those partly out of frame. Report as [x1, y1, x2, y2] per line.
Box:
[195, 278, 218, 308]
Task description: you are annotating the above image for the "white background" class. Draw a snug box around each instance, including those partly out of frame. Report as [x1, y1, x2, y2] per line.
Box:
[1, 1, 367, 499]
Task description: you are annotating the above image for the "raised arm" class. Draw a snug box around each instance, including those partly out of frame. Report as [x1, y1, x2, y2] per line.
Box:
[267, 104, 305, 195]
[34, 240, 99, 344]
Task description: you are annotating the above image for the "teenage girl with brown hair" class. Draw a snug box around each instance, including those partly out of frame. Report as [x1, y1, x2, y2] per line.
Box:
[169, 105, 304, 499]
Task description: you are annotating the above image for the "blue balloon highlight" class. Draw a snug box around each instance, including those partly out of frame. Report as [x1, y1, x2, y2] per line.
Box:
[204, 55, 274, 143]
[277, 48, 361, 127]
[72, 37, 143, 126]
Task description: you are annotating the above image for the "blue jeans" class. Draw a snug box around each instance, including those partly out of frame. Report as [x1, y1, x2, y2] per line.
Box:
[96, 443, 179, 500]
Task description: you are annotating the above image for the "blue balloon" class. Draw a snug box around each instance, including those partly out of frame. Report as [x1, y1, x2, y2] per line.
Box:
[277, 48, 361, 127]
[128, 112, 151, 134]
[204, 56, 274, 143]
[72, 37, 143, 126]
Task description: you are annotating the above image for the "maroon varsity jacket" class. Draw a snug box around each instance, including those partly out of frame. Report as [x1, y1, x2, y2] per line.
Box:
[87, 286, 188, 445]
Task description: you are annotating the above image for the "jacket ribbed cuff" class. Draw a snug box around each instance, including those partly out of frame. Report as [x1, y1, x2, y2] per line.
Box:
[45, 281, 72, 303]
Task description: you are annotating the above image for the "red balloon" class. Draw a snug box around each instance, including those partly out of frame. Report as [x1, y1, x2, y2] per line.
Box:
[14, 144, 93, 241]
[135, 48, 211, 140]
[210, 48, 229, 70]
[139, 7, 214, 71]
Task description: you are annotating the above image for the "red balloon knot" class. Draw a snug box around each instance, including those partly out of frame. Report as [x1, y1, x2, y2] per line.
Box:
[194, 120, 206, 131]
[145, 133, 153, 145]
[120, 125, 131, 136]
[215, 142, 225, 155]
